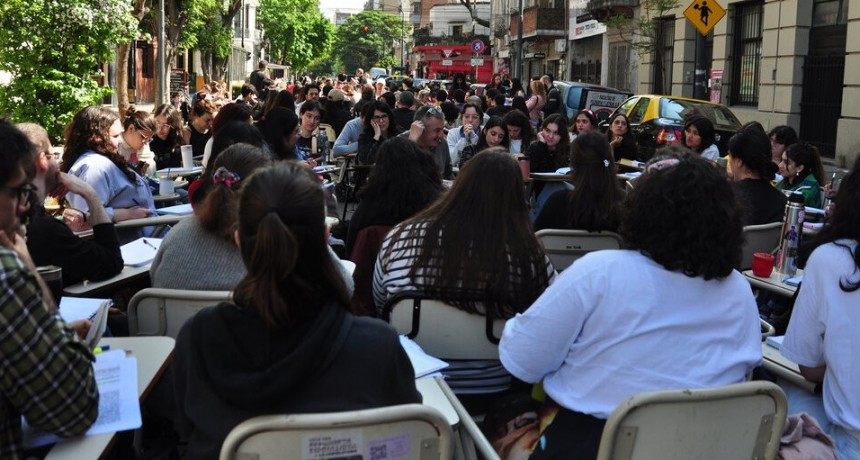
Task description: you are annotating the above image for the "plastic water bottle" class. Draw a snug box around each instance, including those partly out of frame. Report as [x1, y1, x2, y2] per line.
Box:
[775, 192, 805, 275]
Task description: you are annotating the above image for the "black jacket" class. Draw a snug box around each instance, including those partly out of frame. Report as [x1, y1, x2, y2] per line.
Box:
[27, 206, 123, 286]
[173, 302, 421, 459]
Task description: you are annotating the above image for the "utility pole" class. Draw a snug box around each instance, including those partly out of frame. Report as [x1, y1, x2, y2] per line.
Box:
[516, 0, 523, 80]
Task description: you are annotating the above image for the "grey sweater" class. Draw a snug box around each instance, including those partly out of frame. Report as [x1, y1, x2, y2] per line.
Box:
[150, 216, 355, 294]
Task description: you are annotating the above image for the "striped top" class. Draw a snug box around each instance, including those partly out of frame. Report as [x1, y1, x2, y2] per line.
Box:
[373, 220, 556, 394]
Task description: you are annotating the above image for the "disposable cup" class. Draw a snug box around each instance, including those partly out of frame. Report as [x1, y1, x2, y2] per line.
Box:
[158, 173, 174, 196]
[180, 145, 194, 169]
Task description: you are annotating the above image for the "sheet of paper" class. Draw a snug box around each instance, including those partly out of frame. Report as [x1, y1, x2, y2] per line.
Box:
[58, 297, 109, 323]
[765, 335, 784, 350]
[22, 350, 142, 448]
[399, 336, 449, 378]
[120, 237, 162, 267]
[155, 203, 193, 216]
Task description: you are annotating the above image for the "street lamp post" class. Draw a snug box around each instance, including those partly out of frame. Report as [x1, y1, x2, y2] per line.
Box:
[516, 0, 523, 80]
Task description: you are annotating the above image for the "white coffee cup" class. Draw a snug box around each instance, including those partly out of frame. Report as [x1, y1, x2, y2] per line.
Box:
[180, 145, 194, 169]
[158, 173, 174, 196]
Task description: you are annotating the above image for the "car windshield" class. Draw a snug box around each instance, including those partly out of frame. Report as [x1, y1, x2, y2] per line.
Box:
[659, 98, 742, 130]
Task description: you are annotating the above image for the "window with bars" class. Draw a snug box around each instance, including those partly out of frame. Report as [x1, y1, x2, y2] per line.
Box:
[730, 1, 762, 105]
[608, 43, 630, 91]
[653, 16, 675, 94]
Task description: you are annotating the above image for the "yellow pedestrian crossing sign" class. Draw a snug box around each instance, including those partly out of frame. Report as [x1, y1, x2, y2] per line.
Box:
[684, 0, 725, 36]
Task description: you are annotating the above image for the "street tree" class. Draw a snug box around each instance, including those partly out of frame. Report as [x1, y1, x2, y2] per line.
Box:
[333, 11, 407, 72]
[0, 0, 136, 141]
[604, 0, 681, 92]
[258, 0, 333, 72]
[189, 0, 243, 82]
[117, 0, 149, 121]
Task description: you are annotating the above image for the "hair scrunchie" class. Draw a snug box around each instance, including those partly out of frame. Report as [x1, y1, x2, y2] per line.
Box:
[212, 167, 241, 190]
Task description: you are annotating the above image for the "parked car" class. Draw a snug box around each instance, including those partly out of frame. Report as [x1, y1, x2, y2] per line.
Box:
[600, 94, 743, 161]
[554, 80, 631, 122]
[369, 67, 388, 80]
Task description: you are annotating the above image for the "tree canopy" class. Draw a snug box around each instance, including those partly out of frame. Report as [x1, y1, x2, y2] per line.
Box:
[0, 0, 136, 140]
[333, 11, 408, 72]
[258, 0, 333, 71]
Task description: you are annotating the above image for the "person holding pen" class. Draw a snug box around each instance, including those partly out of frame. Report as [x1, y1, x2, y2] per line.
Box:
[61, 106, 157, 243]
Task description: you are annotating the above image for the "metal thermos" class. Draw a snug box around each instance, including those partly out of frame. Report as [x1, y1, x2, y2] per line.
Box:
[776, 192, 805, 275]
[317, 130, 329, 164]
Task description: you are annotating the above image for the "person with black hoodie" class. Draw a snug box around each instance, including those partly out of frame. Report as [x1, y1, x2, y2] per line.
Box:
[172, 162, 420, 460]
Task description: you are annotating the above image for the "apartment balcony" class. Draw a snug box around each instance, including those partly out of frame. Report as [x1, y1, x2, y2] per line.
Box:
[509, 6, 565, 39]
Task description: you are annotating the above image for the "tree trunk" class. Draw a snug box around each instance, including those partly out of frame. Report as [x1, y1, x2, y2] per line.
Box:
[212, 55, 228, 82]
[117, 42, 132, 122]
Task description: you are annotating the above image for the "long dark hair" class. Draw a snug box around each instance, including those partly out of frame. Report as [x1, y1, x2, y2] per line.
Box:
[798, 156, 860, 291]
[258, 107, 299, 161]
[123, 105, 158, 134]
[503, 109, 535, 147]
[198, 144, 270, 240]
[475, 116, 509, 152]
[153, 104, 183, 149]
[234, 162, 351, 329]
[358, 137, 443, 215]
[728, 126, 778, 180]
[61, 106, 135, 183]
[620, 156, 744, 279]
[567, 131, 622, 231]
[361, 101, 396, 139]
[681, 115, 716, 153]
[784, 142, 825, 186]
[385, 149, 551, 318]
[606, 113, 638, 161]
[211, 102, 252, 138]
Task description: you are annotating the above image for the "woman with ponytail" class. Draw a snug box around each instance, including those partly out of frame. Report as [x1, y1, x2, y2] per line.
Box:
[150, 143, 269, 290]
[172, 162, 420, 459]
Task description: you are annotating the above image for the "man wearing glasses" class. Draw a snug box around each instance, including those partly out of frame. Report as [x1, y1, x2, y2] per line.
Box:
[401, 105, 454, 180]
[0, 119, 99, 458]
[16, 123, 123, 287]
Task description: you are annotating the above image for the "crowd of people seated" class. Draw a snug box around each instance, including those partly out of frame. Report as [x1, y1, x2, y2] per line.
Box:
[1, 66, 858, 460]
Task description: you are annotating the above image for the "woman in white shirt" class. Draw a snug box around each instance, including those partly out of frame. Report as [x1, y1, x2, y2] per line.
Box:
[782, 157, 860, 460]
[500, 156, 761, 459]
[682, 115, 720, 161]
[446, 102, 483, 165]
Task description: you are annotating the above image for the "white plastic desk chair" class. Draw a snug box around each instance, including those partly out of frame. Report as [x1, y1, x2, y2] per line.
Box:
[596, 381, 787, 460]
[383, 294, 506, 361]
[128, 288, 232, 338]
[740, 221, 782, 270]
[219, 404, 453, 460]
[535, 229, 623, 272]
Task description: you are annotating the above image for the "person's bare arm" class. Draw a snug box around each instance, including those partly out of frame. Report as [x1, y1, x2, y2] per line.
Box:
[52, 172, 111, 225]
[798, 364, 826, 383]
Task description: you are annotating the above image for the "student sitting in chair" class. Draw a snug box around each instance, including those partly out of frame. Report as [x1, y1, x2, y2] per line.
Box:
[172, 162, 420, 459]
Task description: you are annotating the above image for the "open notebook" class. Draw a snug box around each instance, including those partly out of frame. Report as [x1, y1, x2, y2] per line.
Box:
[58, 297, 111, 349]
[120, 237, 162, 267]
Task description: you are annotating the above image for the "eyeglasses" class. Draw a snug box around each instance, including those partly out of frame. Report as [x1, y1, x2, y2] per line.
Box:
[157, 123, 172, 132]
[0, 183, 36, 202]
[372, 115, 389, 121]
[137, 130, 154, 144]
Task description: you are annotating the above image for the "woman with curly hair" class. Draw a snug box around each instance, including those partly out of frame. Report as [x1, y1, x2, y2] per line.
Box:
[776, 142, 826, 208]
[501, 156, 761, 460]
[374, 149, 555, 398]
[606, 112, 638, 161]
[356, 101, 396, 166]
[503, 109, 534, 155]
[782, 157, 860, 460]
[535, 131, 623, 231]
[525, 79, 547, 127]
[61, 106, 156, 242]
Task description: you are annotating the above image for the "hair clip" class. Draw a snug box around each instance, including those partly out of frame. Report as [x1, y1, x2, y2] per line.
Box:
[603, 159, 610, 168]
[212, 167, 241, 189]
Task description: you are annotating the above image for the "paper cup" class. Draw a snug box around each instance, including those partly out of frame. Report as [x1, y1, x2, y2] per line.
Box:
[158, 173, 174, 196]
[180, 145, 194, 169]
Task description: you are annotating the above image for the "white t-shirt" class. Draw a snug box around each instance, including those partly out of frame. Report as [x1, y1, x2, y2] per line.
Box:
[500, 249, 762, 418]
[782, 240, 860, 432]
